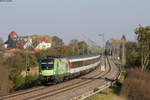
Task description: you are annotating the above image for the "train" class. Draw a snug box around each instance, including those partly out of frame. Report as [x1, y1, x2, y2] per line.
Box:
[39, 54, 101, 84]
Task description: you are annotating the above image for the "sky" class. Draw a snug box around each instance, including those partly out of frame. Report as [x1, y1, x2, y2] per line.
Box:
[0, 0, 150, 45]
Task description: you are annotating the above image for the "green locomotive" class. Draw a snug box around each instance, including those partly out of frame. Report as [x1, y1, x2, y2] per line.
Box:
[39, 57, 70, 83]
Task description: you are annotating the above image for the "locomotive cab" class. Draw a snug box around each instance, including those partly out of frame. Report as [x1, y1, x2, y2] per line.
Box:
[39, 58, 55, 83]
[39, 56, 70, 84]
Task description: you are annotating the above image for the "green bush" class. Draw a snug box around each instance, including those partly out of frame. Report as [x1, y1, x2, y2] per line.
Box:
[126, 50, 140, 68]
[9, 70, 40, 92]
[23, 75, 40, 88]
[5, 52, 39, 92]
[9, 70, 25, 92]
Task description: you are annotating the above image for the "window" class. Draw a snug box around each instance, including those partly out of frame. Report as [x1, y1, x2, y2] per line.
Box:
[72, 61, 83, 68]
[41, 62, 53, 70]
[72, 57, 100, 68]
[40, 59, 54, 70]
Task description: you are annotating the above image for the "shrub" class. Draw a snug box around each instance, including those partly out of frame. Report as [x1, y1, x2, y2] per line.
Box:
[9, 70, 25, 92]
[9, 70, 40, 92]
[121, 69, 150, 100]
[4, 52, 39, 92]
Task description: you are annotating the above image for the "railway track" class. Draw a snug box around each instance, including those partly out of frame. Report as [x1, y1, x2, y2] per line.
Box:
[0, 68, 101, 100]
[0, 57, 113, 100]
[23, 57, 111, 100]
[25, 68, 110, 100]
[0, 67, 104, 100]
[0, 86, 46, 99]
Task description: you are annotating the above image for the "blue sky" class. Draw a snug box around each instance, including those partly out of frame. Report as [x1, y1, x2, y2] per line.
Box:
[0, 0, 150, 44]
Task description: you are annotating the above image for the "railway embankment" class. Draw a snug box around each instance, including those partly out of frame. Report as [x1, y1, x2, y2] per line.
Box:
[87, 59, 150, 100]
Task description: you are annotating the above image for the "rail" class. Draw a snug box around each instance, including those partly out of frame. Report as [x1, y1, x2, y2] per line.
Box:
[71, 56, 121, 100]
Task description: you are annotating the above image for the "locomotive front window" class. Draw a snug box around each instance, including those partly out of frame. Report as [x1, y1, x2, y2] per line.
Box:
[41, 62, 53, 70]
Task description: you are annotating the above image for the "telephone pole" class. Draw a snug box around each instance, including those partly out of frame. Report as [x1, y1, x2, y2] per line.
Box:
[121, 35, 126, 67]
[98, 33, 105, 55]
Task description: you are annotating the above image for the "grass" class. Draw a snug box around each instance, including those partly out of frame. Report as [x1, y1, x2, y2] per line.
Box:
[86, 68, 126, 100]
[86, 88, 126, 100]
[118, 71, 126, 83]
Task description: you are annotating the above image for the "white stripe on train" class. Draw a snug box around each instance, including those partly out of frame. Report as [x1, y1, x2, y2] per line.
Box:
[69, 55, 100, 62]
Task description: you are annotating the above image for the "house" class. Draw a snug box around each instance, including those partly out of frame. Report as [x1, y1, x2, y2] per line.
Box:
[16, 40, 26, 48]
[16, 36, 33, 49]
[33, 35, 52, 50]
[23, 38, 32, 49]
[35, 41, 52, 50]
[5, 32, 33, 49]
[5, 31, 52, 50]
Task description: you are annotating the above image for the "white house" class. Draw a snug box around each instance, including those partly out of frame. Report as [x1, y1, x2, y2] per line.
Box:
[23, 38, 33, 49]
[35, 42, 51, 50]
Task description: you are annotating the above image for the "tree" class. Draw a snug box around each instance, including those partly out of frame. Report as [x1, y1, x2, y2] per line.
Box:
[78, 41, 88, 55]
[35, 47, 62, 59]
[0, 37, 4, 51]
[61, 45, 74, 56]
[52, 36, 64, 47]
[69, 40, 89, 55]
[125, 41, 140, 68]
[135, 26, 150, 70]
[69, 39, 79, 55]
[4, 52, 38, 91]
[6, 52, 38, 72]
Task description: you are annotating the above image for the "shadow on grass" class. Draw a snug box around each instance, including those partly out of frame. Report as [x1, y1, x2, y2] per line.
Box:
[110, 81, 122, 95]
[14, 76, 41, 91]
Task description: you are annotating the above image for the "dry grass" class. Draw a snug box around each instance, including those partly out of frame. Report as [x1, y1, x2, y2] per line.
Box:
[21, 66, 39, 77]
[0, 59, 9, 95]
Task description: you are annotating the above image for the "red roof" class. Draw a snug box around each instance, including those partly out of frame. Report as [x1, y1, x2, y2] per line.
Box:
[16, 40, 26, 47]
[5, 49, 21, 53]
[8, 31, 19, 39]
[5, 49, 37, 54]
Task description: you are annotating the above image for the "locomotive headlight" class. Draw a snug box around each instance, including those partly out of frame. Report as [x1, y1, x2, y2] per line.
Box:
[39, 72, 42, 75]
